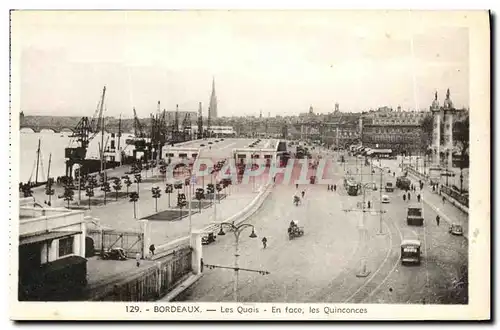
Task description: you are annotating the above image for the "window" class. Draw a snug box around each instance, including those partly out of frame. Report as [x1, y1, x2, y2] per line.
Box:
[58, 236, 74, 257]
[179, 153, 188, 158]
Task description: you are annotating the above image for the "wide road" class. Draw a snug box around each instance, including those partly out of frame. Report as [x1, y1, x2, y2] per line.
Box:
[176, 151, 468, 304]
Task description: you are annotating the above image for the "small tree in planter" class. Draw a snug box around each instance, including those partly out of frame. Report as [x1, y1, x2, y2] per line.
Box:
[112, 177, 122, 201]
[123, 175, 132, 194]
[63, 184, 74, 209]
[177, 192, 187, 219]
[85, 185, 94, 210]
[151, 186, 161, 213]
[174, 181, 183, 199]
[195, 188, 205, 212]
[101, 180, 111, 205]
[215, 182, 222, 203]
[165, 183, 173, 208]
[206, 183, 215, 203]
[45, 178, 55, 206]
[134, 173, 142, 193]
[129, 191, 139, 219]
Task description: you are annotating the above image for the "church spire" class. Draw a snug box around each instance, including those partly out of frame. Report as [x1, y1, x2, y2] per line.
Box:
[209, 77, 218, 119]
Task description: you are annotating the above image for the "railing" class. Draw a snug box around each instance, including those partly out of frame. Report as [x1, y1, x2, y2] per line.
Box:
[88, 246, 192, 301]
[440, 184, 469, 208]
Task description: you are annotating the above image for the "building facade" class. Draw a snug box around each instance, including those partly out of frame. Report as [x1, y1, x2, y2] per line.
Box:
[361, 107, 429, 154]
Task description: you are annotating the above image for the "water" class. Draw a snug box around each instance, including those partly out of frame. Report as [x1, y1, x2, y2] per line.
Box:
[20, 130, 137, 183]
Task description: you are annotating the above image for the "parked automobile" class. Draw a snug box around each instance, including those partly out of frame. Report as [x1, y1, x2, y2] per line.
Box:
[381, 195, 390, 203]
[449, 223, 464, 236]
[385, 182, 394, 192]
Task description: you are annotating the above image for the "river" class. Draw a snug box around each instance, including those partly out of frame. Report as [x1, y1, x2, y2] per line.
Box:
[19, 130, 137, 183]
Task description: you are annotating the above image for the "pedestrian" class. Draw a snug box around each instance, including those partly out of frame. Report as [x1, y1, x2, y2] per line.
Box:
[149, 244, 155, 257]
[135, 252, 141, 267]
[403, 194, 406, 202]
[432, 184, 436, 192]
[296, 183, 298, 189]
[327, 184, 330, 191]
[367, 201, 371, 209]
[442, 196, 446, 205]
[301, 190, 305, 198]
[407, 192, 411, 201]
[333, 184, 337, 192]
[436, 215, 440, 226]
[417, 194, 421, 202]
[262, 237, 267, 249]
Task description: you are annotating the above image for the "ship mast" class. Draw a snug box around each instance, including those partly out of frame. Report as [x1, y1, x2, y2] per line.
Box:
[98, 86, 107, 173]
[35, 138, 41, 184]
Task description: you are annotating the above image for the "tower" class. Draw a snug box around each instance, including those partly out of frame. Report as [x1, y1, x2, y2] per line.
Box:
[209, 77, 218, 119]
[335, 103, 340, 112]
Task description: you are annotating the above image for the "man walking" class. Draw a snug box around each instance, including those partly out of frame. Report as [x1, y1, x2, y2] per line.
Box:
[135, 252, 141, 267]
[262, 237, 268, 249]
[436, 215, 440, 227]
[333, 184, 337, 192]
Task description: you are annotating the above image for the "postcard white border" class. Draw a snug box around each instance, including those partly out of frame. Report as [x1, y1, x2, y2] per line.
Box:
[7, 9, 490, 321]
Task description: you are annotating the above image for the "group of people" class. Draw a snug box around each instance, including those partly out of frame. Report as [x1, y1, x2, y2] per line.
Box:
[402, 179, 424, 203]
[327, 184, 337, 192]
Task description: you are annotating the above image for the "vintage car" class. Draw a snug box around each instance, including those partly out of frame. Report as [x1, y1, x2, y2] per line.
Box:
[381, 195, 390, 203]
[309, 176, 316, 184]
[400, 239, 421, 265]
[449, 223, 464, 236]
[407, 204, 424, 226]
[385, 182, 394, 192]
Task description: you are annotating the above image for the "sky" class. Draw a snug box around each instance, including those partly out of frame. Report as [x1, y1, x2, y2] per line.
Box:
[13, 10, 469, 118]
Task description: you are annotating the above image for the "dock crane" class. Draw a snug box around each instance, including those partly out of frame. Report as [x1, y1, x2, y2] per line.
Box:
[182, 112, 192, 141]
[65, 86, 107, 178]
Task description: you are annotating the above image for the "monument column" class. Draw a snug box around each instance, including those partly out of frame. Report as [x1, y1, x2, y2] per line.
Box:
[442, 89, 455, 171]
[430, 92, 441, 167]
[428, 91, 442, 183]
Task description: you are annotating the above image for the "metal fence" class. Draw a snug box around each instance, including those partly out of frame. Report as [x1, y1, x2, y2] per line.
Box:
[87, 229, 144, 259]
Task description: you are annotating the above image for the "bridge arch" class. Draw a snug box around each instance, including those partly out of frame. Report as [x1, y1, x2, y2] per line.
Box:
[39, 128, 57, 134]
[20, 127, 35, 133]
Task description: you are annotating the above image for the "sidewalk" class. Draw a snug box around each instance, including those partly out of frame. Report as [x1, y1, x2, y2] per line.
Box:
[378, 158, 469, 238]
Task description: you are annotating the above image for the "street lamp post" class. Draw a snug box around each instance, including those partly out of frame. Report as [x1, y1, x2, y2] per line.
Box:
[358, 182, 376, 277]
[377, 166, 391, 235]
[218, 223, 258, 302]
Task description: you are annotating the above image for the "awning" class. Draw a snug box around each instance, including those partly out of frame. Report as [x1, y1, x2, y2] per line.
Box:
[20, 231, 82, 246]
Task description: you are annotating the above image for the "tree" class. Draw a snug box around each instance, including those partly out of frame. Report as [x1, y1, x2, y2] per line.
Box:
[63, 184, 74, 209]
[165, 183, 173, 208]
[215, 182, 222, 203]
[177, 192, 187, 219]
[151, 186, 161, 213]
[454, 115, 470, 166]
[112, 178, 122, 201]
[85, 185, 94, 210]
[174, 181, 183, 199]
[134, 173, 142, 193]
[159, 164, 167, 181]
[129, 192, 139, 219]
[123, 175, 132, 194]
[195, 188, 205, 212]
[207, 183, 215, 202]
[101, 180, 111, 205]
[45, 178, 55, 206]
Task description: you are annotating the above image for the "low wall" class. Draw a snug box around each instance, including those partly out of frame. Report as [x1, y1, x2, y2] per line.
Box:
[88, 246, 193, 301]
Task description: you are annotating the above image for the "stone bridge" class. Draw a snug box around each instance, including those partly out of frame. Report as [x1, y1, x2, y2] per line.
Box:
[20, 115, 138, 134]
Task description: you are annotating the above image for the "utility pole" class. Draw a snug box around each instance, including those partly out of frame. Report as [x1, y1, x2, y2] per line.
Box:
[99, 86, 107, 173]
